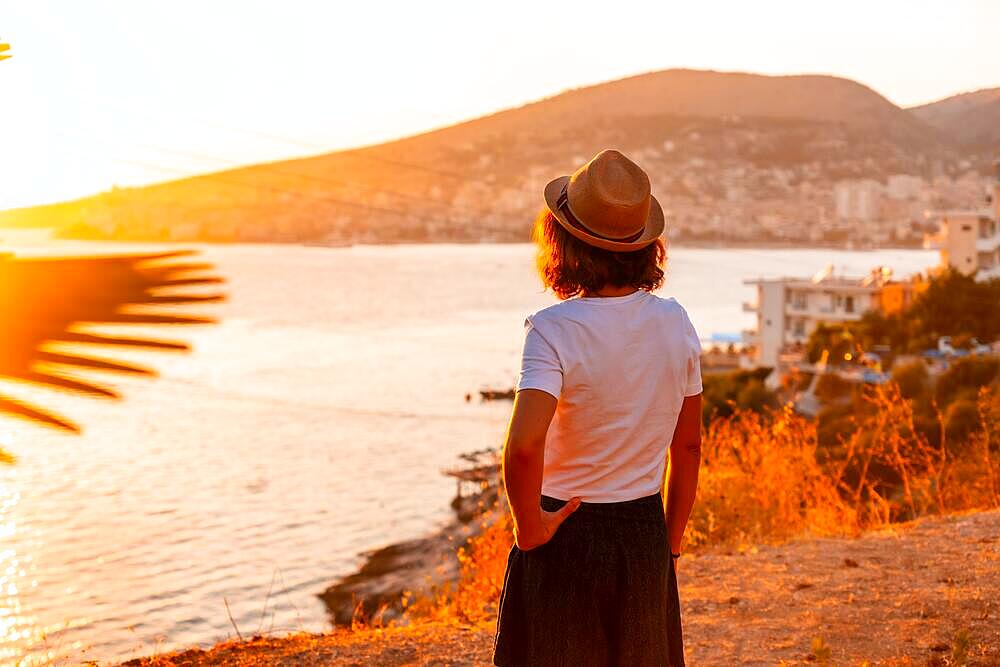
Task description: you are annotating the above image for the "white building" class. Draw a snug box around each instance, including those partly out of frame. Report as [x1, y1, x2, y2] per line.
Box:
[742, 163, 1000, 385]
[742, 266, 886, 385]
[834, 179, 882, 222]
[926, 162, 1000, 281]
[885, 174, 924, 200]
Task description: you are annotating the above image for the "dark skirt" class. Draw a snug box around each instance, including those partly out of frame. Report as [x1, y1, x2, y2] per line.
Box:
[492, 492, 684, 667]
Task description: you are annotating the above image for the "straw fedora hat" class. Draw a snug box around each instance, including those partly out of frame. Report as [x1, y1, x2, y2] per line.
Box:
[543, 149, 665, 252]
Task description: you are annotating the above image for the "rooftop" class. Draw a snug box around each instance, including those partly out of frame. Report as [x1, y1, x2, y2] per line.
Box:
[743, 265, 895, 291]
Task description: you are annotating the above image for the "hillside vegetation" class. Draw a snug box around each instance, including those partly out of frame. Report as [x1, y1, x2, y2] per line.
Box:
[3, 69, 981, 245]
[911, 87, 1000, 151]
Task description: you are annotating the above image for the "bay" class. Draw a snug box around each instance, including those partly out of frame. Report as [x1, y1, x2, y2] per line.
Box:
[0, 241, 938, 663]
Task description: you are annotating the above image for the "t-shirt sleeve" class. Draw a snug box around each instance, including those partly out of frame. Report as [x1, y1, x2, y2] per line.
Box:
[515, 315, 563, 399]
[682, 308, 703, 397]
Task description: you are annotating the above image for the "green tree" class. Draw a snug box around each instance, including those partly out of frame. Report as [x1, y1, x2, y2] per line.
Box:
[891, 359, 929, 400]
[702, 367, 777, 423]
[806, 323, 857, 364]
[852, 309, 907, 352]
[935, 356, 1000, 407]
[805, 269, 1000, 361]
[944, 398, 981, 447]
[907, 268, 1000, 344]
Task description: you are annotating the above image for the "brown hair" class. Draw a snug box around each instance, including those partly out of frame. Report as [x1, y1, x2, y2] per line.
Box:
[532, 209, 666, 300]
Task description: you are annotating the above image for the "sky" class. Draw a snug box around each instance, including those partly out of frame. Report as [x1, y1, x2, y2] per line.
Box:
[0, 0, 997, 210]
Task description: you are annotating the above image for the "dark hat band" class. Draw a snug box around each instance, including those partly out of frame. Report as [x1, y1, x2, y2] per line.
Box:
[556, 185, 645, 244]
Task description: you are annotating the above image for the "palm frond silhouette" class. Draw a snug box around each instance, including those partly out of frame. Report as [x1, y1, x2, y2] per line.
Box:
[1, 49, 223, 436]
[0, 250, 224, 433]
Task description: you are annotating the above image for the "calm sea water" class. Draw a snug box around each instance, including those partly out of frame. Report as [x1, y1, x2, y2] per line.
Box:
[0, 241, 937, 663]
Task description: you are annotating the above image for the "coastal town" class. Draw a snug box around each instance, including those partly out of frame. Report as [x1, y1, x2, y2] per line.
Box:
[3, 70, 998, 250]
[735, 162, 1000, 391]
[7, 144, 993, 248]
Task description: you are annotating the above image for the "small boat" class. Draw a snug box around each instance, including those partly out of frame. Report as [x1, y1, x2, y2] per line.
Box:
[479, 387, 515, 401]
[302, 240, 354, 248]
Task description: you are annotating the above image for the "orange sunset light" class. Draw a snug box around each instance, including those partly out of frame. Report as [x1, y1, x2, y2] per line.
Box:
[0, 2, 998, 665]
[1, 1, 998, 212]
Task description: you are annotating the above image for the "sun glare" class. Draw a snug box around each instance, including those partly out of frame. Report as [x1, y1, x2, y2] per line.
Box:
[0, 2, 997, 664]
[0, 2, 997, 210]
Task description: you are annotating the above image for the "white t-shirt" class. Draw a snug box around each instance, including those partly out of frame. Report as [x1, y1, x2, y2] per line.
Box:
[515, 290, 703, 503]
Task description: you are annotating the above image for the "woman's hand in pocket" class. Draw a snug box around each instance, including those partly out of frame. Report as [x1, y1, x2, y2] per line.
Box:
[515, 497, 582, 551]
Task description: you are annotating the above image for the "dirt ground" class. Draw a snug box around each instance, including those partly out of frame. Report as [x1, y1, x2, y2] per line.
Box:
[123, 509, 1000, 666]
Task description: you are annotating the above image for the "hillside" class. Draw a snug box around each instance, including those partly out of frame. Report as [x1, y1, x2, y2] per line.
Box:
[910, 87, 1000, 151]
[1, 69, 977, 245]
[124, 510, 1000, 665]
[420, 69, 940, 150]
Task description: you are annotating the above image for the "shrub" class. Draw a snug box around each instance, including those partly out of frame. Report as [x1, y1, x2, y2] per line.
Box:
[806, 323, 856, 364]
[891, 359, 929, 400]
[422, 384, 1000, 620]
[935, 357, 999, 406]
[805, 269, 1000, 358]
[417, 512, 513, 624]
[945, 398, 981, 446]
[814, 373, 854, 404]
[701, 367, 777, 423]
[685, 405, 857, 547]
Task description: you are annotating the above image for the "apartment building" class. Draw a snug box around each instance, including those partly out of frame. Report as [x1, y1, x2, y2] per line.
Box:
[926, 161, 1000, 281]
[742, 267, 918, 384]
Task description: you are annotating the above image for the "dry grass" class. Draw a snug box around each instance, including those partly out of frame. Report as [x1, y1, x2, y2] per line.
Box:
[120, 622, 495, 666]
[125, 383, 1000, 665]
[423, 383, 1000, 624]
[125, 510, 1000, 666]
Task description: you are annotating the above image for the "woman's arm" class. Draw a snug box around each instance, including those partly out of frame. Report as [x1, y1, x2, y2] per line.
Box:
[665, 393, 702, 555]
[503, 388, 581, 550]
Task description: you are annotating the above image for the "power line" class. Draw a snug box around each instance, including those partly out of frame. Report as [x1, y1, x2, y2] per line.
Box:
[216, 124, 469, 180]
[89, 98, 472, 181]
[108, 155, 462, 228]
[45, 95, 545, 232]
[125, 141, 498, 222]
[47, 125, 530, 235]
[47, 134, 446, 222]
[42, 133, 516, 239]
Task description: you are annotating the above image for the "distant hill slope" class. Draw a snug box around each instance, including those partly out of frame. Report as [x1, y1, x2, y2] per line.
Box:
[1, 69, 966, 244]
[422, 68, 939, 147]
[909, 87, 1000, 150]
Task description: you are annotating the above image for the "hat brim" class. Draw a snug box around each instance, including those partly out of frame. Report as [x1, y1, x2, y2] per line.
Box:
[543, 176, 665, 252]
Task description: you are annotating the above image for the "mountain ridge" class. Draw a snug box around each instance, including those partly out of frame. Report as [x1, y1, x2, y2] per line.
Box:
[361, 68, 948, 161]
[909, 86, 1000, 149]
[1, 68, 991, 244]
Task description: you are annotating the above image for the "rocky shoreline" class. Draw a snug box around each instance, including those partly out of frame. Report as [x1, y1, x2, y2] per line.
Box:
[318, 449, 500, 626]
